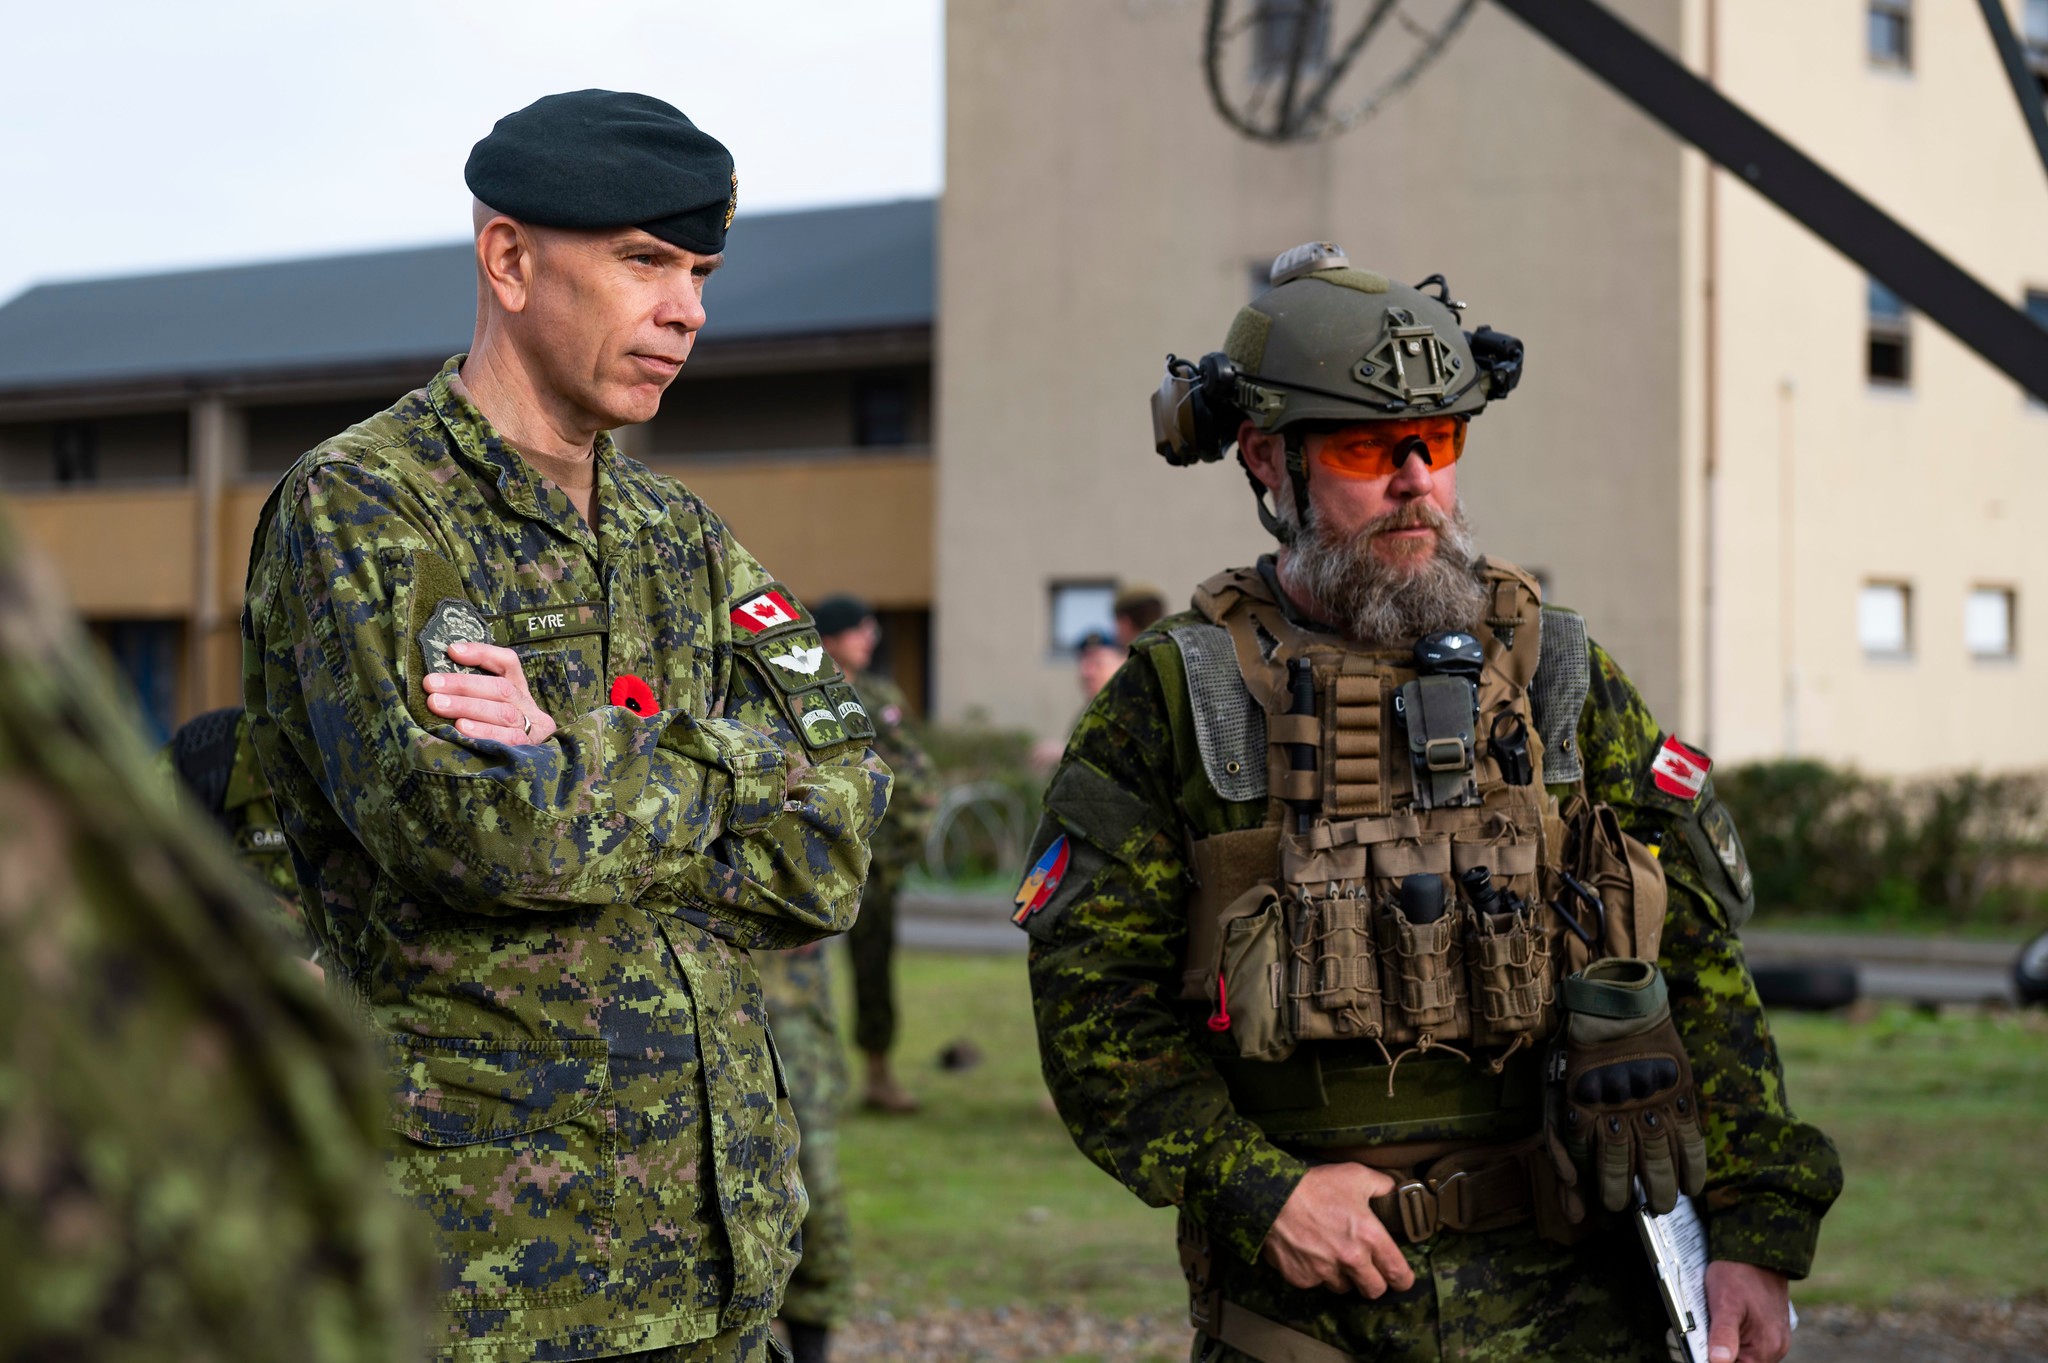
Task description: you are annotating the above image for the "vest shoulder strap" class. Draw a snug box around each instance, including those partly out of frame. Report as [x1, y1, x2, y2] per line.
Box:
[1168, 622, 1268, 804]
[1531, 605, 1590, 786]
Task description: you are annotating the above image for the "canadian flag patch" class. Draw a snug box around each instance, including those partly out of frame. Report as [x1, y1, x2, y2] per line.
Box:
[731, 589, 800, 634]
[1651, 735, 1712, 801]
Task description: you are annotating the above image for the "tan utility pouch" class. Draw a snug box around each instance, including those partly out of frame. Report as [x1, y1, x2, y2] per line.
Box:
[1563, 800, 1669, 969]
[1453, 826, 1557, 1047]
[1280, 829, 1381, 1045]
[1215, 884, 1295, 1062]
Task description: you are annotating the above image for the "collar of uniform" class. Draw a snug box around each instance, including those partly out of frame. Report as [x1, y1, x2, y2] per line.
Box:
[1255, 554, 1338, 635]
[427, 356, 622, 546]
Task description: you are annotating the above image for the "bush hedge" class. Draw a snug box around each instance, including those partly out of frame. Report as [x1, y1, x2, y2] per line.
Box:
[1716, 760, 2048, 929]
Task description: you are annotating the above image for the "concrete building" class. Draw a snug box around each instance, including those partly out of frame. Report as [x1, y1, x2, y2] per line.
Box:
[935, 0, 2048, 773]
[0, 199, 935, 739]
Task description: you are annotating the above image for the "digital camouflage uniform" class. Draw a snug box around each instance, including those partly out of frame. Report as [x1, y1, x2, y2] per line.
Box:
[754, 943, 854, 1329]
[1024, 570, 1842, 1362]
[846, 670, 937, 1057]
[242, 358, 892, 1363]
[0, 511, 431, 1361]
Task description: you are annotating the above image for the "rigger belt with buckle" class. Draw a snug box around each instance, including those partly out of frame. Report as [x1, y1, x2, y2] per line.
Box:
[1179, 1136, 1576, 1363]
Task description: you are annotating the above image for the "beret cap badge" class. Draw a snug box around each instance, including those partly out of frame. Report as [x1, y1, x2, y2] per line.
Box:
[725, 173, 739, 232]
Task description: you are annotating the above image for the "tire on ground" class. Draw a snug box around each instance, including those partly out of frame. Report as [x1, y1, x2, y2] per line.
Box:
[1752, 961, 1860, 1012]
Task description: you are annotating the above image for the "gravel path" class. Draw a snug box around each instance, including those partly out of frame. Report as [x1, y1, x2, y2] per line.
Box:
[826, 1301, 2048, 1362]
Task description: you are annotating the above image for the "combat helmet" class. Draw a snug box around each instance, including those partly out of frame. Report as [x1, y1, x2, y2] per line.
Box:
[1151, 242, 1524, 536]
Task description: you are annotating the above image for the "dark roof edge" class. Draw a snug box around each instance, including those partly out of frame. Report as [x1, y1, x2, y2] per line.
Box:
[3, 195, 938, 302]
[0, 321, 936, 419]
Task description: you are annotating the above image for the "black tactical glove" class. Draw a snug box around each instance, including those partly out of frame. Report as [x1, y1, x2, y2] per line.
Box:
[1546, 958, 1708, 1218]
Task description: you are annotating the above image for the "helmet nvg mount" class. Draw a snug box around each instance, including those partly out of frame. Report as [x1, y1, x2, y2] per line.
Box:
[1150, 241, 1525, 535]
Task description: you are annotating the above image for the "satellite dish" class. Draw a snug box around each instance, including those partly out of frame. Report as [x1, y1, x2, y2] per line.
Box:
[1203, 0, 1481, 143]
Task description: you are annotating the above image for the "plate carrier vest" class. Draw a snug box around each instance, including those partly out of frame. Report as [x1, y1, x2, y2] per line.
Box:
[1174, 559, 1669, 1152]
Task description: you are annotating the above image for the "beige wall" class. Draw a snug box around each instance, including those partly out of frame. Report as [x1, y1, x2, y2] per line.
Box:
[646, 453, 933, 608]
[1705, 0, 2048, 772]
[938, 0, 1692, 739]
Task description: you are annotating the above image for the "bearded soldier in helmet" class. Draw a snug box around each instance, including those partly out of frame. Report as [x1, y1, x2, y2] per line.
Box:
[1019, 244, 1840, 1363]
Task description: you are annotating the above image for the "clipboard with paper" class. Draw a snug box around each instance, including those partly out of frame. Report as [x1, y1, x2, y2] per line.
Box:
[1636, 1188, 1797, 1363]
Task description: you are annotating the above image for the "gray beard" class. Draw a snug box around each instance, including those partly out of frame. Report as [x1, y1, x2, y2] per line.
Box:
[1276, 495, 1489, 646]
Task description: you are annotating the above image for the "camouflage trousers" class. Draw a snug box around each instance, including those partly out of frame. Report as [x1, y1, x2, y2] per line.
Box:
[627, 1320, 790, 1362]
[1193, 1221, 1670, 1363]
[756, 944, 855, 1328]
[846, 864, 902, 1055]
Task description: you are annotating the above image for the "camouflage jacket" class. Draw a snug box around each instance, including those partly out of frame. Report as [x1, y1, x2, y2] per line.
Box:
[855, 669, 938, 871]
[0, 511, 429, 1361]
[242, 359, 892, 1361]
[1025, 579, 1841, 1281]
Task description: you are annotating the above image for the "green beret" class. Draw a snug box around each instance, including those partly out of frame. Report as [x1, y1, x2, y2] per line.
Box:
[812, 595, 875, 638]
[465, 90, 737, 254]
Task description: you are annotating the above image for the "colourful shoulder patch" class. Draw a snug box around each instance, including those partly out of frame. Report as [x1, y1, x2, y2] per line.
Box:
[731, 587, 805, 636]
[1650, 735, 1711, 801]
[1012, 835, 1071, 926]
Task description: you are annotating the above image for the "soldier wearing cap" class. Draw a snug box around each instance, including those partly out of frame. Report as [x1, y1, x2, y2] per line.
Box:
[1021, 244, 1840, 1363]
[812, 594, 938, 1114]
[242, 90, 892, 1363]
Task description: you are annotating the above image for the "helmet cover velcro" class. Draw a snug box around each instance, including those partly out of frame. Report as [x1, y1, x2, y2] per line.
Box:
[1224, 306, 1272, 370]
[1309, 267, 1391, 295]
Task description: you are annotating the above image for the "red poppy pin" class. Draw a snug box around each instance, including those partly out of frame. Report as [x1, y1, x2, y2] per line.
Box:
[610, 674, 659, 716]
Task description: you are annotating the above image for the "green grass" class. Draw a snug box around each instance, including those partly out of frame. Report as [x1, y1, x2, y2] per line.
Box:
[835, 951, 2048, 1321]
[1772, 1004, 2048, 1309]
[835, 949, 1184, 1320]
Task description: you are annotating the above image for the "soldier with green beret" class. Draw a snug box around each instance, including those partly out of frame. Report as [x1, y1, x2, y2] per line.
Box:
[813, 594, 939, 1114]
[0, 509, 431, 1361]
[1019, 243, 1840, 1363]
[242, 89, 893, 1363]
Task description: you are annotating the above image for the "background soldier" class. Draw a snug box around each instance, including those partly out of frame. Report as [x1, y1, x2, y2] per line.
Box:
[243, 91, 891, 1363]
[0, 511, 429, 1361]
[1020, 245, 1840, 1363]
[162, 705, 316, 961]
[814, 595, 937, 1113]
[756, 942, 854, 1363]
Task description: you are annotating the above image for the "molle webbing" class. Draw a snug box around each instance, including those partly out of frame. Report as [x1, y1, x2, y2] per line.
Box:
[1328, 673, 1384, 815]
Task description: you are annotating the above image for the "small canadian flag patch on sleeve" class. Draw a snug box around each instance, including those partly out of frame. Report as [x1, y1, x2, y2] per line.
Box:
[1651, 735, 1712, 801]
[731, 589, 799, 634]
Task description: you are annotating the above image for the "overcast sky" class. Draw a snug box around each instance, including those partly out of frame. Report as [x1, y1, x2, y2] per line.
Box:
[0, 0, 943, 307]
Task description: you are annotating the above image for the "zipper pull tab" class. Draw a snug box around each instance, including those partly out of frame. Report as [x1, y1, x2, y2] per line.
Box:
[1207, 969, 1233, 1033]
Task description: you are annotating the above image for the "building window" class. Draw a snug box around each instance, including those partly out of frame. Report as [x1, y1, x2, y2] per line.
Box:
[1867, 279, 1911, 386]
[1858, 581, 1912, 659]
[93, 619, 181, 743]
[1253, 0, 1330, 81]
[1049, 580, 1118, 653]
[1966, 586, 2017, 659]
[1868, 0, 1912, 70]
[52, 421, 97, 483]
[854, 375, 911, 447]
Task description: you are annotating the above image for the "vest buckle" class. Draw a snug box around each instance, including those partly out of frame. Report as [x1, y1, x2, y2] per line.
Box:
[1394, 1181, 1439, 1241]
[1424, 736, 1470, 773]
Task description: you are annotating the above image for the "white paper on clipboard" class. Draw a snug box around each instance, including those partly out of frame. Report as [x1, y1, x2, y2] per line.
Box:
[1636, 1189, 1798, 1363]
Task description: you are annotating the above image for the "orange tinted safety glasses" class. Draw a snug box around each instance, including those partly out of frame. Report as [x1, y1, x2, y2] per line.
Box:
[1312, 417, 1467, 480]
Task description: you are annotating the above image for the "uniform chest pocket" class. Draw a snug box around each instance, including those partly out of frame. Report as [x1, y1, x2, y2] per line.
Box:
[518, 637, 609, 723]
[387, 1036, 615, 1310]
